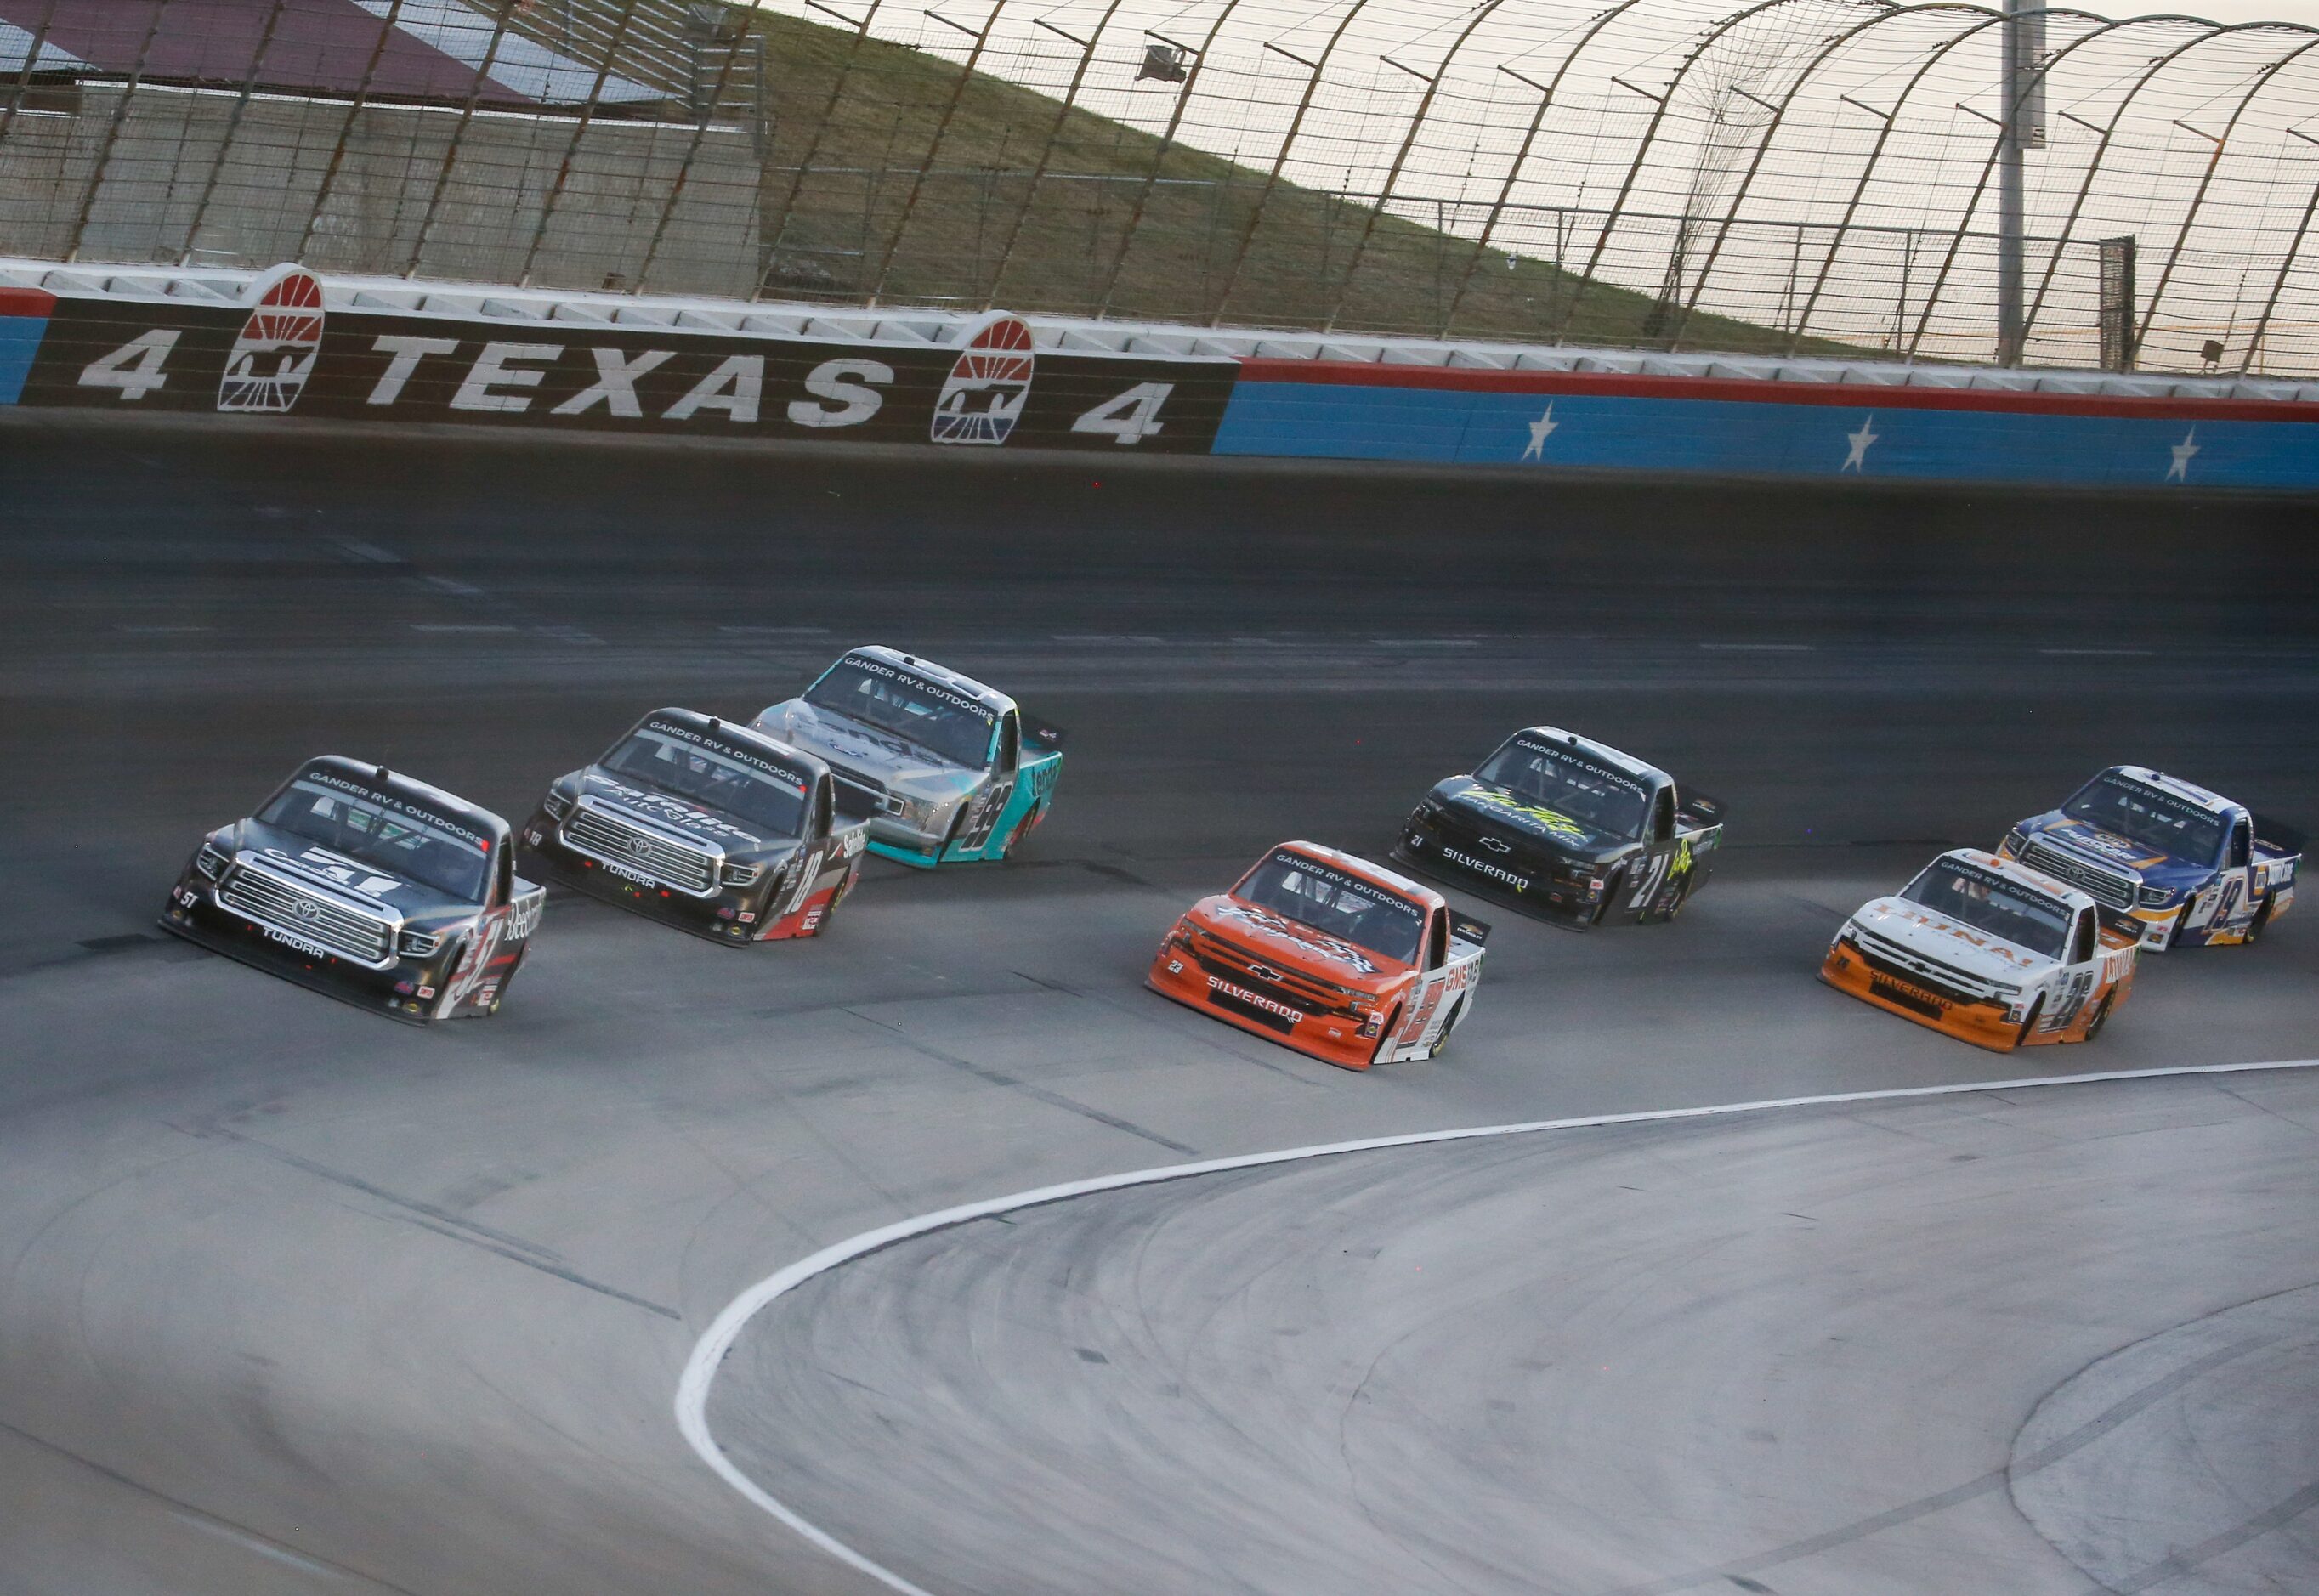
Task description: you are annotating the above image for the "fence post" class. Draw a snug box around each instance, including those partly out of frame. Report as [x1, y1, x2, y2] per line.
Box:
[519, 0, 647, 286]
[0, 0, 63, 149]
[1784, 11, 2009, 355]
[2135, 37, 2319, 365]
[755, 0, 886, 300]
[1324, 0, 1508, 333]
[1093, 2, 1250, 320]
[1209, 0, 1376, 326]
[979, 2, 1131, 312]
[65, 0, 172, 262]
[2239, 127, 2319, 374]
[2020, 23, 2233, 359]
[298, 0, 412, 267]
[1440, 3, 1642, 337]
[179, 0, 292, 264]
[1556, 0, 1797, 342]
[862, 0, 1022, 306]
[639, 2, 752, 293]
[404, 8, 520, 277]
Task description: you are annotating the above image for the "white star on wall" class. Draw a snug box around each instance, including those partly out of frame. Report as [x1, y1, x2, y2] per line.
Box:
[1522, 403, 1559, 461]
[2166, 427, 2199, 483]
[1841, 415, 1879, 473]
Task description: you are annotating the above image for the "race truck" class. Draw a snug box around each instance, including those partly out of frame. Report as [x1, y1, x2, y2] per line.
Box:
[1148, 841, 1488, 1071]
[751, 646, 1062, 869]
[1822, 848, 2138, 1053]
[1996, 766, 2301, 951]
[160, 756, 542, 1023]
[1392, 726, 1725, 927]
[520, 709, 865, 945]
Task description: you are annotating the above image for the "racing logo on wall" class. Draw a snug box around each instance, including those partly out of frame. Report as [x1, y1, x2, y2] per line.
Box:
[932, 312, 1034, 446]
[218, 264, 324, 414]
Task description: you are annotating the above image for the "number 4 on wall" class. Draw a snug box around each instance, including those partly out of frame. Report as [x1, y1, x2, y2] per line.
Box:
[77, 330, 181, 400]
[1071, 382, 1171, 444]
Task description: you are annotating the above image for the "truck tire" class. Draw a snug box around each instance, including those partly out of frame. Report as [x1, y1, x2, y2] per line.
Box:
[2013, 994, 2046, 1049]
[1369, 1003, 1403, 1067]
[2244, 898, 2272, 945]
[2082, 992, 2113, 1041]
[1590, 868, 1626, 928]
[1427, 996, 1466, 1059]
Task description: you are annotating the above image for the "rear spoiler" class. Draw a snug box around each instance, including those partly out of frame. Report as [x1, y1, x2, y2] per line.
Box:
[2252, 813, 2305, 857]
[1450, 911, 1492, 948]
[1024, 713, 1067, 752]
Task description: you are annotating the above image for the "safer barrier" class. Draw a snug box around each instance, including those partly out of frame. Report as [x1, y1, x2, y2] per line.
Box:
[3, 260, 2316, 490]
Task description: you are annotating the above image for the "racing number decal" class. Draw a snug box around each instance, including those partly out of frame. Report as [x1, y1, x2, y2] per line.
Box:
[1630, 852, 1671, 912]
[1071, 382, 1172, 445]
[78, 330, 180, 399]
[2049, 968, 2095, 1030]
[956, 777, 1014, 854]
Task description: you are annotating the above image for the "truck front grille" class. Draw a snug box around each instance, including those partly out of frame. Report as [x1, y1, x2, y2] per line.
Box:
[219, 863, 395, 967]
[2022, 838, 2138, 913]
[564, 803, 717, 895]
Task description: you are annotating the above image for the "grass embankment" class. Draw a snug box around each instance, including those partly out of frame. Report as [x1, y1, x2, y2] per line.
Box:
[541, 0, 1847, 352]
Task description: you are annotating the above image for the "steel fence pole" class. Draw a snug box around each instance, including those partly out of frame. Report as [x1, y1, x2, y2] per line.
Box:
[979, 0, 1131, 310]
[755, 0, 887, 299]
[519, 0, 646, 286]
[1556, 0, 1801, 341]
[1783, 9, 2011, 354]
[404, 7, 519, 277]
[2239, 127, 2319, 374]
[639, 2, 752, 292]
[1670, 3, 1977, 350]
[1440, 1, 1644, 337]
[2134, 32, 2319, 362]
[179, 0, 291, 264]
[65, 0, 172, 262]
[1209, 0, 1377, 326]
[298, 0, 411, 265]
[2019, 22, 2236, 354]
[0, 0, 62, 148]
[863, 0, 1022, 305]
[1094, 0, 1249, 319]
[1322, 0, 1509, 331]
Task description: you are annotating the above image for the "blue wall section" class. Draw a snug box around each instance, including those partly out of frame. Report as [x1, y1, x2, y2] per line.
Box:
[1211, 380, 2319, 491]
[0, 312, 46, 405]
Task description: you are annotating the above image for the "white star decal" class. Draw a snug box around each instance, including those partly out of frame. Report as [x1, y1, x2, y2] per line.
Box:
[2166, 427, 2199, 483]
[1522, 403, 1559, 461]
[1841, 415, 1878, 473]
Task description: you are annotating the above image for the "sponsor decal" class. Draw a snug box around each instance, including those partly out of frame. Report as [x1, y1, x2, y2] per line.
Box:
[643, 718, 814, 791]
[1510, 737, 1648, 796]
[1443, 847, 1528, 891]
[933, 313, 1035, 446]
[260, 925, 335, 959]
[1208, 976, 1304, 1025]
[218, 265, 324, 414]
[301, 767, 491, 849]
[842, 654, 999, 723]
[1459, 785, 1594, 846]
[595, 778, 759, 844]
[1210, 899, 1383, 977]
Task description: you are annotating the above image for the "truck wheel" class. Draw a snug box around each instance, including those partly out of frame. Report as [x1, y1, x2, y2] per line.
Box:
[2165, 905, 2191, 949]
[1590, 869, 1625, 928]
[1369, 1004, 1403, 1067]
[1427, 997, 1466, 1059]
[2082, 993, 2113, 1041]
[2244, 899, 2271, 945]
[2013, 994, 2045, 1049]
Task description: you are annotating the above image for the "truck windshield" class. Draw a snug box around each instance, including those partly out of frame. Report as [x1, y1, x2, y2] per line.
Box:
[1472, 738, 1647, 841]
[805, 659, 995, 769]
[1899, 861, 2070, 960]
[258, 778, 490, 901]
[601, 729, 808, 837]
[1233, 852, 1425, 967]
[2061, 774, 2224, 863]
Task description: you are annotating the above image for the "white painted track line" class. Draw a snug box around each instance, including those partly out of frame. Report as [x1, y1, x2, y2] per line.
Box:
[674, 1055, 2319, 1596]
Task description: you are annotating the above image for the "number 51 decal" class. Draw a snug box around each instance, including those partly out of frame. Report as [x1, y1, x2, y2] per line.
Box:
[1071, 382, 1172, 444]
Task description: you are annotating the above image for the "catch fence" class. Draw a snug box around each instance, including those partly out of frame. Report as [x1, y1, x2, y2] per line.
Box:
[3, 0, 2315, 375]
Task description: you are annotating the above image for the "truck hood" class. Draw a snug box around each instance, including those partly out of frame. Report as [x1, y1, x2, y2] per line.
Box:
[1852, 896, 2054, 981]
[1435, 777, 1630, 861]
[575, 772, 802, 863]
[1187, 894, 1410, 992]
[754, 700, 984, 805]
[2022, 813, 2211, 891]
[227, 818, 477, 922]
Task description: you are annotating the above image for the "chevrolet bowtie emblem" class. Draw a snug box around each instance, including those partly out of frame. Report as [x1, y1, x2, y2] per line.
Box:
[1479, 836, 1511, 853]
[1248, 964, 1283, 982]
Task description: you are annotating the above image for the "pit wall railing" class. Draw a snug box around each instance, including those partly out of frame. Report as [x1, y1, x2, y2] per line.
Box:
[3, 258, 2314, 491]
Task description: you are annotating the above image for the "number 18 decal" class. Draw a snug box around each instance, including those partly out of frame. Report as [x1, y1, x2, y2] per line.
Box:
[1072, 382, 1172, 444]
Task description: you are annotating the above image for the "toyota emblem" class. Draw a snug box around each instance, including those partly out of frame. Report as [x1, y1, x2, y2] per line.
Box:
[1479, 836, 1511, 853]
[629, 836, 653, 857]
[1248, 964, 1283, 982]
[292, 897, 324, 921]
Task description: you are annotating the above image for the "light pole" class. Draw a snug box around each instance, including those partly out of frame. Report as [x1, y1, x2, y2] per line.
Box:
[1997, 0, 2044, 364]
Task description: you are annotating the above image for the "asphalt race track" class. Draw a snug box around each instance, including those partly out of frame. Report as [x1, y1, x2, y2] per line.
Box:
[1, 409, 2315, 1595]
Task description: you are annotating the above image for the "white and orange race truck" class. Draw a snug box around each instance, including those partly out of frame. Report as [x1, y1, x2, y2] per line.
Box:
[1822, 848, 2138, 1052]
